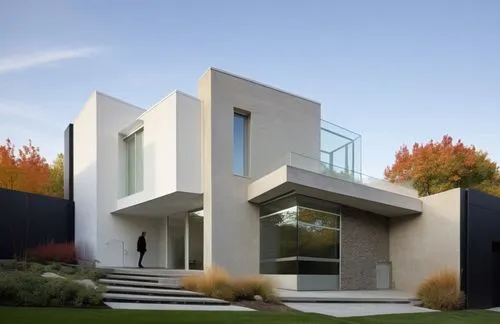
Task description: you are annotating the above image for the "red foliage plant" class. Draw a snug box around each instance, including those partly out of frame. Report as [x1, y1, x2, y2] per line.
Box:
[26, 242, 77, 264]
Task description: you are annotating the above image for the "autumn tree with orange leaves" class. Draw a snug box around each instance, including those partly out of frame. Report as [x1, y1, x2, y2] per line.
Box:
[0, 139, 63, 197]
[385, 135, 500, 197]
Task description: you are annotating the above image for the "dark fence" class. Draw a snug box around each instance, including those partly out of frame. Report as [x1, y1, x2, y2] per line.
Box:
[0, 188, 74, 259]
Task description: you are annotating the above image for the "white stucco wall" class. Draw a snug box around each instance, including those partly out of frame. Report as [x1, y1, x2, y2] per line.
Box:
[74, 89, 202, 268]
[115, 91, 202, 211]
[73, 92, 98, 262]
[176, 92, 203, 193]
[94, 92, 162, 267]
[199, 68, 321, 275]
[389, 188, 461, 293]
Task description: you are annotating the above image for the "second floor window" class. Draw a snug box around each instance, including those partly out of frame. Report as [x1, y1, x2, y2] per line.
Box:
[233, 111, 249, 176]
[125, 128, 144, 195]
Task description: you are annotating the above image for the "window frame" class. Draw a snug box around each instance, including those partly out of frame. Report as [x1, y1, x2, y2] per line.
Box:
[124, 127, 144, 195]
[233, 109, 250, 177]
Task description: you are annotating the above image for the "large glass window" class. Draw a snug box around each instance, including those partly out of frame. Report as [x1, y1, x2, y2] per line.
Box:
[125, 128, 144, 195]
[259, 195, 341, 277]
[233, 112, 249, 176]
[260, 206, 298, 260]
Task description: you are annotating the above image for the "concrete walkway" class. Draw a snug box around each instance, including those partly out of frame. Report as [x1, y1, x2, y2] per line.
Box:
[277, 289, 418, 303]
[105, 302, 254, 311]
[284, 302, 437, 317]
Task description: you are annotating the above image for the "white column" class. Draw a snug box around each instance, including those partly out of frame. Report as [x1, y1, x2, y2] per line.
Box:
[184, 212, 190, 270]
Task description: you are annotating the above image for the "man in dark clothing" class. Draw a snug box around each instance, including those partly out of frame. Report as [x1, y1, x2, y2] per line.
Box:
[137, 232, 147, 268]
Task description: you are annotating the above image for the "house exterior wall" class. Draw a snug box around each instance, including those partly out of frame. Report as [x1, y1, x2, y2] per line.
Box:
[73, 92, 98, 262]
[116, 91, 202, 211]
[72, 68, 467, 293]
[176, 92, 203, 193]
[389, 188, 461, 292]
[341, 207, 390, 290]
[94, 92, 163, 268]
[199, 68, 321, 275]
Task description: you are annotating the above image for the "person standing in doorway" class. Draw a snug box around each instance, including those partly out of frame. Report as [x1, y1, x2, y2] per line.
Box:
[137, 231, 147, 268]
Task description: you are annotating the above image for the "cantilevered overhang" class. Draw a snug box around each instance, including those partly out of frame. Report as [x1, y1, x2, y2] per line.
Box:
[113, 192, 202, 217]
[248, 166, 422, 217]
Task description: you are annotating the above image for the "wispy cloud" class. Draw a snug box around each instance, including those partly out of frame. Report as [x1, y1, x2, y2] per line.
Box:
[0, 101, 63, 129]
[0, 47, 104, 74]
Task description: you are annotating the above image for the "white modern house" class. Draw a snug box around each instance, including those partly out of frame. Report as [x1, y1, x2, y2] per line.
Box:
[69, 68, 466, 292]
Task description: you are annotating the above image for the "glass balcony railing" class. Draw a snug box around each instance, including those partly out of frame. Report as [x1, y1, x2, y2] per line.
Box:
[321, 119, 362, 175]
[283, 152, 418, 198]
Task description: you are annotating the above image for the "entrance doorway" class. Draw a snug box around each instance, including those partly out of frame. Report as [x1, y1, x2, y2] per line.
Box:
[167, 210, 204, 270]
[188, 210, 204, 270]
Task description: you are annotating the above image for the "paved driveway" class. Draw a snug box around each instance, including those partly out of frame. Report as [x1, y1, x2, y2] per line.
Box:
[284, 302, 437, 317]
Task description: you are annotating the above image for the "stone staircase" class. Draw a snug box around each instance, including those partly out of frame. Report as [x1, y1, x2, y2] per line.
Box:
[98, 268, 231, 306]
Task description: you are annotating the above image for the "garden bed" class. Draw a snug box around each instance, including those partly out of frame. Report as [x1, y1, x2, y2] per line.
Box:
[0, 260, 107, 308]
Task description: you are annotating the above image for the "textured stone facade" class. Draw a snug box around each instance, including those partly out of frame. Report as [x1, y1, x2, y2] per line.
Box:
[340, 206, 390, 290]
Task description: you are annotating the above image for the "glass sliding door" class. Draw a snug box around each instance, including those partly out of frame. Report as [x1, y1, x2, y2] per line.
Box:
[167, 213, 185, 269]
[188, 210, 204, 270]
[167, 210, 204, 270]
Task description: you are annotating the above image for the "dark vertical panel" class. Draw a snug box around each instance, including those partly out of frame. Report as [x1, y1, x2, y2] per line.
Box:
[464, 189, 500, 309]
[492, 242, 500, 306]
[0, 188, 75, 259]
[64, 123, 74, 201]
[459, 189, 468, 298]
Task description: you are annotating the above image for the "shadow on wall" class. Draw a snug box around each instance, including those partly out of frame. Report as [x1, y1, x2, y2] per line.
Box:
[74, 161, 97, 264]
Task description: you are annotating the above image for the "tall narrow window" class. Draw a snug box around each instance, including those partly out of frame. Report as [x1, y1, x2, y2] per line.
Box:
[233, 111, 249, 176]
[125, 128, 144, 195]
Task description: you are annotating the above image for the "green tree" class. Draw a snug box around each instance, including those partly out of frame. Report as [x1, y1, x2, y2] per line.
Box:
[47, 153, 64, 197]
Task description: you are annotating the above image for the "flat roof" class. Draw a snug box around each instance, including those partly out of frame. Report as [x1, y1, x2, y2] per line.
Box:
[205, 67, 321, 105]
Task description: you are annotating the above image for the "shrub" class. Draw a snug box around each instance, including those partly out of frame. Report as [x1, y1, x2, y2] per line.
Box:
[76, 267, 107, 281]
[183, 266, 278, 303]
[60, 265, 78, 275]
[0, 260, 18, 271]
[0, 271, 102, 307]
[26, 242, 77, 264]
[0, 272, 21, 304]
[183, 266, 235, 301]
[233, 276, 277, 303]
[416, 269, 464, 311]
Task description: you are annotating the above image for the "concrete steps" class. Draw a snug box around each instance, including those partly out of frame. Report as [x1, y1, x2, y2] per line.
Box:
[98, 278, 181, 289]
[110, 268, 202, 277]
[105, 285, 203, 297]
[105, 274, 164, 282]
[102, 293, 229, 305]
[99, 268, 230, 306]
[104, 302, 253, 311]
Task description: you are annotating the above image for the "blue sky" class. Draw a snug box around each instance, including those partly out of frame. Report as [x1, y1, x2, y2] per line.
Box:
[1, 0, 499, 178]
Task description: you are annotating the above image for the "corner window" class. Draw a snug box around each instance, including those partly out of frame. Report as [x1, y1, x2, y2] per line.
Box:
[259, 195, 341, 279]
[233, 111, 249, 176]
[124, 128, 144, 195]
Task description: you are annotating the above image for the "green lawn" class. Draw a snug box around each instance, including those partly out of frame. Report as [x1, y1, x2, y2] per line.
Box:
[0, 307, 499, 323]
